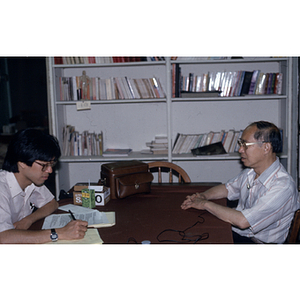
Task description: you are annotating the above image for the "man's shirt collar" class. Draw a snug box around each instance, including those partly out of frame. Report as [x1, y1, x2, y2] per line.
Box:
[247, 157, 280, 187]
[7, 171, 35, 198]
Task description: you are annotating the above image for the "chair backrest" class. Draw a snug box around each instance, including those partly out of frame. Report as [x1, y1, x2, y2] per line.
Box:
[287, 209, 300, 243]
[148, 161, 191, 183]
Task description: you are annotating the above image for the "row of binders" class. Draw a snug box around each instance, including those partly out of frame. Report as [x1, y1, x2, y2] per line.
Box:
[172, 130, 243, 154]
[59, 76, 165, 101]
[173, 65, 283, 97]
[62, 125, 103, 157]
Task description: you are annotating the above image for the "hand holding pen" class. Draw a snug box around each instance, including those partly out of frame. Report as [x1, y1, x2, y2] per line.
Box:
[69, 210, 94, 228]
[55, 210, 88, 240]
[69, 210, 76, 220]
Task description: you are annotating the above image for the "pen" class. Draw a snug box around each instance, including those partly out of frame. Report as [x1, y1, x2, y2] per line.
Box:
[69, 210, 76, 220]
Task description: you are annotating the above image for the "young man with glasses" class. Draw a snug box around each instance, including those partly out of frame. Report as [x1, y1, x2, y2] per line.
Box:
[0, 128, 88, 243]
[181, 121, 299, 244]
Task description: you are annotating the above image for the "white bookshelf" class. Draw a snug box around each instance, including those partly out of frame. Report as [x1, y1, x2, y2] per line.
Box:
[46, 57, 298, 195]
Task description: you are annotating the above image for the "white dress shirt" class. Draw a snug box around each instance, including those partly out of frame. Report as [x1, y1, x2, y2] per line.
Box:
[226, 157, 300, 243]
[0, 170, 54, 233]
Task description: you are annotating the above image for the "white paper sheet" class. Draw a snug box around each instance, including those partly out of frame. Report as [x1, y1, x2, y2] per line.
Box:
[42, 205, 109, 230]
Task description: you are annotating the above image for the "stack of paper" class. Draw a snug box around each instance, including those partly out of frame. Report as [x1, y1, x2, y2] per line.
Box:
[42, 204, 115, 229]
[42, 205, 115, 244]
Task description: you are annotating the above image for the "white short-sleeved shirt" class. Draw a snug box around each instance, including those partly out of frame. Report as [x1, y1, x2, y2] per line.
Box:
[0, 170, 54, 233]
[226, 157, 300, 243]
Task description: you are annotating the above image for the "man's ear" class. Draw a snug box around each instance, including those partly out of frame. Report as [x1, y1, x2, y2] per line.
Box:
[264, 142, 272, 154]
[18, 162, 27, 169]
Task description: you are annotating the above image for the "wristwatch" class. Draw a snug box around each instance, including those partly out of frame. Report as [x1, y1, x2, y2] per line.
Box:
[50, 228, 58, 242]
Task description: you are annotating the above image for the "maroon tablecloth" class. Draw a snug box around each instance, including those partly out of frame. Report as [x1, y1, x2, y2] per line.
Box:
[88, 185, 233, 244]
[32, 184, 233, 244]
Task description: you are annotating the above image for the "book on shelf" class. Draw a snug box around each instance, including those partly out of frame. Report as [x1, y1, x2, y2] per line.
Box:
[248, 70, 260, 95]
[172, 133, 203, 154]
[146, 142, 168, 149]
[153, 135, 168, 144]
[149, 148, 168, 155]
[172, 130, 243, 155]
[59, 75, 165, 101]
[172, 65, 284, 98]
[143, 135, 168, 155]
[230, 130, 242, 153]
[273, 73, 283, 94]
[222, 130, 235, 153]
[54, 56, 148, 65]
[174, 64, 181, 98]
[102, 148, 132, 157]
[240, 71, 253, 95]
[191, 142, 226, 156]
[62, 125, 103, 157]
[148, 57, 166, 61]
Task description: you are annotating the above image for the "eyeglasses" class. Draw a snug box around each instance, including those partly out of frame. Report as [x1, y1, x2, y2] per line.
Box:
[34, 161, 57, 171]
[237, 139, 266, 150]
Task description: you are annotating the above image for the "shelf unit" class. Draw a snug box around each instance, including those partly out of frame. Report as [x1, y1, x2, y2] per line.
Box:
[46, 57, 298, 195]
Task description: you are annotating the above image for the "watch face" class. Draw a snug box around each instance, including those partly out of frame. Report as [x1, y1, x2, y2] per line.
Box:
[50, 229, 58, 241]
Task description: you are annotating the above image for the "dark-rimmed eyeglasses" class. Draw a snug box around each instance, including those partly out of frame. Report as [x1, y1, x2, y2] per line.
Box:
[34, 161, 57, 172]
[237, 138, 266, 150]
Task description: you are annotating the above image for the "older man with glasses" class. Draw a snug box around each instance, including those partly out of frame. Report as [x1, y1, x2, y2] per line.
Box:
[0, 128, 88, 243]
[181, 121, 300, 244]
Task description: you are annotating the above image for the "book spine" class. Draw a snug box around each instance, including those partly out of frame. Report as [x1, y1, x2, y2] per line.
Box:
[248, 70, 260, 95]
[114, 78, 125, 99]
[275, 73, 283, 94]
[149, 78, 161, 98]
[106, 78, 112, 100]
[175, 64, 181, 97]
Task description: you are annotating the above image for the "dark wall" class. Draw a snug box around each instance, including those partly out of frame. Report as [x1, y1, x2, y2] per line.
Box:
[6, 57, 48, 130]
[0, 57, 56, 195]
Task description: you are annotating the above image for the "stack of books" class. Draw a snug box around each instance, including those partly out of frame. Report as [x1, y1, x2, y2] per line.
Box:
[172, 130, 243, 154]
[173, 65, 283, 98]
[62, 125, 103, 156]
[59, 76, 165, 101]
[144, 135, 168, 155]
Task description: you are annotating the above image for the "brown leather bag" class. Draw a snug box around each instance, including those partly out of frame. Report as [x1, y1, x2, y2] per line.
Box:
[101, 160, 153, 199]
[116, 172, 154, 199]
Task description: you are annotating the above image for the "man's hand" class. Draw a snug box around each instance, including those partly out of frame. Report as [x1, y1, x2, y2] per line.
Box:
[13, 216, 34, 230]
[181, 193, 208, 210]
[0, 219, 88, 244]
[57, 220, 88, 240]
[182, 191, 250, 229]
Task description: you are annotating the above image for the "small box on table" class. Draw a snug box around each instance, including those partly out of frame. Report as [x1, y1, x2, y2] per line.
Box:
[73, 183, 110, 206]
[82, 188, 96, 208]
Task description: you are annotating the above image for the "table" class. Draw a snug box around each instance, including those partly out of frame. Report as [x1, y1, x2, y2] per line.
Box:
[55, 184, 233, 244]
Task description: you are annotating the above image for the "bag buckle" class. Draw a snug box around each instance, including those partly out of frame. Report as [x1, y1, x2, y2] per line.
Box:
[135, 182, 140, 190]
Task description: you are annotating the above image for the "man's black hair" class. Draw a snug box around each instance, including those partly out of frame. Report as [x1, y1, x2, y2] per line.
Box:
[2, 128, 61, 173]
[249, 121, 282, 153]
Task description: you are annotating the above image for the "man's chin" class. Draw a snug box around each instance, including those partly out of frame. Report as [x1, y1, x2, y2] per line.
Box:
[240, 158, 249, 168]
[34, 181, 46, 187]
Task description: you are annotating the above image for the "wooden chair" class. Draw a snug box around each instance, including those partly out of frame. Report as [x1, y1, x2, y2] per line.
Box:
[286, 209, 300, 243]
[148, 161, 191, 183]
